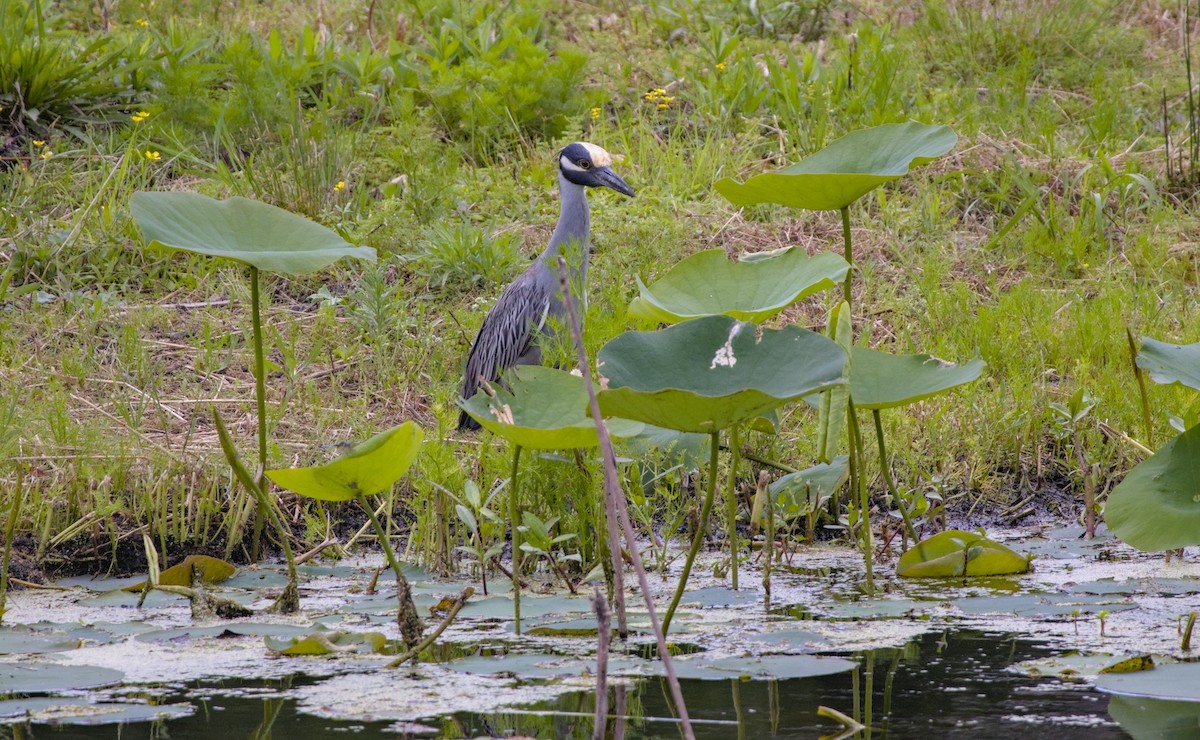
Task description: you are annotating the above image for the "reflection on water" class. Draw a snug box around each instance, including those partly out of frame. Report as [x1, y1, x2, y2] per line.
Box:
[0, 631, 1136, 739]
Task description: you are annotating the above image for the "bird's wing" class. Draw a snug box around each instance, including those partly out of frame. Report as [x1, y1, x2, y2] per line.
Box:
[460, 270, 551, 403]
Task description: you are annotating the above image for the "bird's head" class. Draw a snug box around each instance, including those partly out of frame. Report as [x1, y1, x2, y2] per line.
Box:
[558, 142, 634, 197]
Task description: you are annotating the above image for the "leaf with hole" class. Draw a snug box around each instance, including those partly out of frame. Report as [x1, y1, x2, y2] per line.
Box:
[597, 315, 846, 433]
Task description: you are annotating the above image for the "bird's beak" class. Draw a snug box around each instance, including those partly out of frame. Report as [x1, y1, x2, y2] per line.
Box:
[596, 166, 635, 197]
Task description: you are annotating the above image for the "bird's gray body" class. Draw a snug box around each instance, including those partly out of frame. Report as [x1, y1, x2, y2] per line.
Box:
[458, 143, 632, 430]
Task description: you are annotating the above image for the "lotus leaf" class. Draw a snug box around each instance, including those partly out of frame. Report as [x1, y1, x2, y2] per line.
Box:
[668, 654, 856, 681]
[597, 315, 846, 433]
[627, 247, 849, 324]
[1136, 338, 1200, 392]
[770, 456, 849, 520]
[714, 122, 957, 211]
[897, 530, 1031, 577]
[1105, 423, 1200, 551]
[459, 366, 642, 449]
[1097, 663, 1200, 701]
[122, 554, 236, 592]
[847, 348, 985, 409]
[266, 422, 423, 502]
[265, 630, 394, 655]
[0, 663, 123, 693]
[1109, 695, 1200, 740]
[0, 698, 193, 725]
[131, 192, 375, 274]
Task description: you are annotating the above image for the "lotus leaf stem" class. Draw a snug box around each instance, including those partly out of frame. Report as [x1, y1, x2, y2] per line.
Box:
[848, 402, 875, 595]
[358, 493, 423, 647]
[663, 432, 720, 633]
[249, 266, 269, 560]
[725, 425, 742, 590]
[592, 586, 610, 740]
[872, 409, 917, 544]
[840, 206, 853, 305]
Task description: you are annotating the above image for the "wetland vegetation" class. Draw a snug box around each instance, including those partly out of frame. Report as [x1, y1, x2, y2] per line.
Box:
[3, 0, 1200, 736]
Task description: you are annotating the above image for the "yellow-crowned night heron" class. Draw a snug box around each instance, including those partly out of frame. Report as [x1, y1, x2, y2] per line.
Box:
[458, 142, 634, 430]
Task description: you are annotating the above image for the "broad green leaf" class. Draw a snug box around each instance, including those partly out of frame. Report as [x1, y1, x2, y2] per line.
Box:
[769, 456, 849, 520]
[628, 248, 849, 324]
[0, 663, 123, 693]
[849, 348, 985, 410]
[1105, 423, 1200, 551]
[1098, 662, 1200, 701]
[122, 554, 236, 592]
[897, 530, 1031, 577]
[130, 192, 376, 275]
[1136, 338, 1200, 392]
[715, 122, 957, 211]
[459, 366, 642, 449]
[597, 315, 847, 433]
[266, 422, 422, 502]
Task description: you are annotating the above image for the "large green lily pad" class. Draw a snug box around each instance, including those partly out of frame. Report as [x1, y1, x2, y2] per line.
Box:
[627, 248, 849, 324]
[1097, 663, 1200, 701]
[131, 192, 375, 274]
[897, 530, 1031, 577]
[266, 422, 423, 501]
[668, 654, 856, 681]
[847, 348, 985, 410]
[459, 366, 642, 449]
[714, 122, 957, 211]
[0, 664, 124, 693]
[1136, 338, 1200, 392]
[122, 554, 236, 592]
[1108, 695, 1200, 740]
[770, 456, 849, 519]
[597, 315, 846, 433]
[1105, 423, 1200, 551]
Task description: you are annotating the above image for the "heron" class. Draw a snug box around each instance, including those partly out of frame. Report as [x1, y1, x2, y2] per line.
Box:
[457, 142, 634, 430]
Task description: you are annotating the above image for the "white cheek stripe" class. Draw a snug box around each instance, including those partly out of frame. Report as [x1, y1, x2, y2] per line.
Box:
[560, 156, 585, 172]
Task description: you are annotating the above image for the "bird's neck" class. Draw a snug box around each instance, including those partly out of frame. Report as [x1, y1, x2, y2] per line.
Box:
[541, 172, 590, 281]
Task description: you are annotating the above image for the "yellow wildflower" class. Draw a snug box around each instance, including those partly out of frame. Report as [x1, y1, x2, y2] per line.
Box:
[333, 180, 346, 191]
[130, 111, 149, 123]
[590, 107, 601, 120]
[657, 103, 668, 110]
[40, 149, 53, 160]
[32, 140, 45, 147]
[144, 149, 161, 161]
[716, 62, 726, 71]
[136, 18, 149, 27]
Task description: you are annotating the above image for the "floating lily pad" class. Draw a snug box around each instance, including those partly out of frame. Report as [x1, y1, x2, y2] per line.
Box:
[714, 122, 957, 211]
[266, 630, 395, 656]
[0, 698, 193, 725]
[598, 315, 847, 433]
[1105, 422, 1200, 551]
[136, 623, 312, 643]
[1108, 695, 1200, 740]
[462, 594, 591, 621]
[951, 592, 1134, 618]
[897, 530, 1031, 578]
[0, 630, 81, 655]
[131, 191, 375, 275]
[1017, 653, 1155, 679]
[628, 248, 849, 324]
[0, 664, 124, 693]
[1097, 663, 1200, 701]
[770, 456, 849, 519]
[460, 366, 642, 449]
[747, 629, 829, 649]
[668, 654, 856, 681]
[267, 422, 423, 502]
[1136, 338, 1200, 392]
[814, 598, 927, 621]
[679, 586, 761, 609]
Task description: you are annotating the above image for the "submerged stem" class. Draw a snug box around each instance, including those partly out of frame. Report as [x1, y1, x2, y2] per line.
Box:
[725, 425, 741, 590]
[848, 402, 874, 595]
[663, 432, 720, 634]
[510, 444, 523, 635]
[358, 493, 423, 647]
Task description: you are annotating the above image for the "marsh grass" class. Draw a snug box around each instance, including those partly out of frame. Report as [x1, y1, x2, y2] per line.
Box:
[2, 0, 1198, 574]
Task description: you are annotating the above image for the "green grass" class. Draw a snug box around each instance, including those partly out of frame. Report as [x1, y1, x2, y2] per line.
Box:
[2, 0, 1198, 572]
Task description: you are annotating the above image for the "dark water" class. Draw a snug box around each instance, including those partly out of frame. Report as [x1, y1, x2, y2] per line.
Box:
[1, 631, 1131, 739]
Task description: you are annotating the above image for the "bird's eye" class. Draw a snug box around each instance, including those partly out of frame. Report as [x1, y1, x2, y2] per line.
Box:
[579, 160, 591, 169]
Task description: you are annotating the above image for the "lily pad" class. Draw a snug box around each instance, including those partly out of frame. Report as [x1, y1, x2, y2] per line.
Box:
[267, 421, 423, 502]
[265, 630, 395, 656]
[1097, 663, 1200, 701]
[1017, 653, 1155, 679]
[131, 192, 375, 275]
[714, 122, 957, 211]
[136, 623, 312, 643]
[951, 592, 1134, 617]
[897, 530, 1031, 578]
[669, 654, 856, 681]
[1108, 695, 1200, 740]
[847, 348, 985, 410]
[0, 698, 193, 725]
[1105, 423, 1200, 551]
[1136, 338, 1200, 392]
[0, 630, 81, 655]
[460, 366, 642, 449]
[0, 664, 124, 693]
[769, 456, 849, 519]
[597, 315, 847, 433]
[680, 586, 761, 609]
[628, 248, 849, 324]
